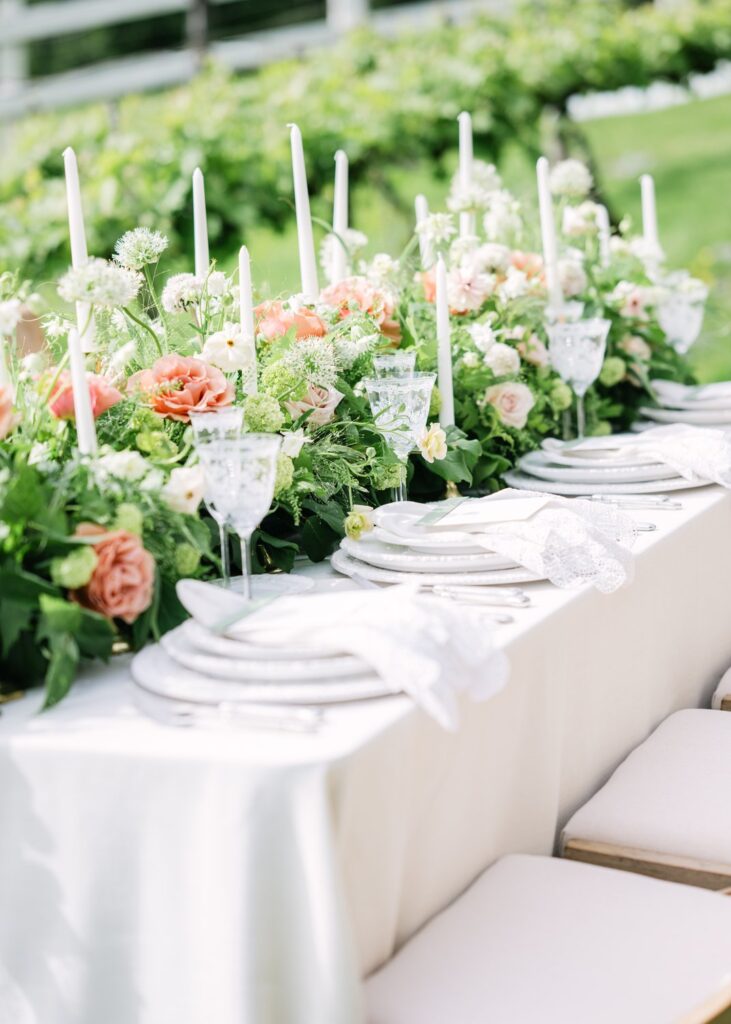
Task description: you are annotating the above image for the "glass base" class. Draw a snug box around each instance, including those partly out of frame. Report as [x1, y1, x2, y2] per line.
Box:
[210, 574, 315, 598]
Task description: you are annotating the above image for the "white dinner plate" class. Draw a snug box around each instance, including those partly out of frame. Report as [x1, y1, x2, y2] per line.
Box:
[541, 438, 662, 469]
[132, 645, 392, 704]
[331, 548, 543, 587]
[181, 618, 347, 661]
[518, 450, 679, 485]
[340, 537, 517, 573]
[639, 406, 731, 426]
[650, 380, 731, 410]
[163, 625, 369, 680]
[372, 526, 487, 555]
[503, 469, 711, 496]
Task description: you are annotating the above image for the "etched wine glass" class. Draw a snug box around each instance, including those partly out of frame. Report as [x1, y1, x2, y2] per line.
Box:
[363, 372, 435, 502]
[190, 407, 243, 586]
[656, 273, 708, 355]
[198, 434, 281, 600]
[545, 318, 610, 440]
[372, 351, 417, 378]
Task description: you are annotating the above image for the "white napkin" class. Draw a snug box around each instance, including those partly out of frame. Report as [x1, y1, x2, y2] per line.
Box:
[374, 496, 636, 594]
[547, 425, 731, 487]
[177, 580, 509, 731]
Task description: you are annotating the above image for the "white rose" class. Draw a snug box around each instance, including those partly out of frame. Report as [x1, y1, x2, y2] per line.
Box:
[483, 381, 535, 429]
[447, 267, 496, 313]
[484, 342, 520, 377]
[467, 322, 497, 353]
[202, 322, 255, 373]
[417, 423, 448, 464]
[473, 243, 511, 274]
[462, 352, 480, 369]
[162, 465, 205, 515]
[96, 450, 150, 482]
[558, 258, 587, 298]
[497, 267, 529, 301]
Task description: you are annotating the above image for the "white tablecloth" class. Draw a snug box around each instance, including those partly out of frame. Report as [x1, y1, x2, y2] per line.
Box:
[2, 486, 731, 1024]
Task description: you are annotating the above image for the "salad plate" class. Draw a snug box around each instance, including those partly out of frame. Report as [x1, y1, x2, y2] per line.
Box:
[340, 537, 517, 573]
[331, 548, 543, 587]
[519, 450, 678, 485]
[638, 405, 731, 426]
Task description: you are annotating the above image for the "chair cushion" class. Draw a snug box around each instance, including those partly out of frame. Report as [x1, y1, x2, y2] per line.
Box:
[712, 667, 731, 709]
[561, 709, 731, 865]
[366, 854, 731, 1024]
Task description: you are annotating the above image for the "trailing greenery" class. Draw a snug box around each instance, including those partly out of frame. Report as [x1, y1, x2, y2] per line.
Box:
[1, 0, 730, 279]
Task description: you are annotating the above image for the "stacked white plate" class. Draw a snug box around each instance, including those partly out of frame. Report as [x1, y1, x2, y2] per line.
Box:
[331, 503, 544, 586]
[633, 379, 731, 432]
[503, 435, 710, 497]
[130, 577, 396, 724]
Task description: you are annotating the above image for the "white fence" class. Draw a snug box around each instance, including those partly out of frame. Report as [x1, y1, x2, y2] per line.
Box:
[0, 0, 501, 119]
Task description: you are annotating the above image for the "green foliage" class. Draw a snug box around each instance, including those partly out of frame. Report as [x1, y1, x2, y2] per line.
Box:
[1, 0, 730, 280]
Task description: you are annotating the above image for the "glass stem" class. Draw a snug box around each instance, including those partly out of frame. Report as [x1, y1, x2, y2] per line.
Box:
[576, 393, 586, 441]
[239, 534, 253, 601]
[218, 520, 230, 587]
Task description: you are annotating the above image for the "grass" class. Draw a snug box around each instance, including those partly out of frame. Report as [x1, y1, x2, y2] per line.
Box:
[244, 92, 731, 382]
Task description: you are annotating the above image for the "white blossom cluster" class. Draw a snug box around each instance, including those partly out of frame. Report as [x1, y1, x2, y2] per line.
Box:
[58, 258, 141, 308]
[114, 228, 168, 270]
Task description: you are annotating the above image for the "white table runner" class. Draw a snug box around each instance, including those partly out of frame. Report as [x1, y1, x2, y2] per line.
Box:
[2, 486, 731, 1024]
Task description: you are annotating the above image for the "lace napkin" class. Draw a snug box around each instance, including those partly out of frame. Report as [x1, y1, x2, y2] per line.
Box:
[374, 495, 637, 593]
[546, 425, 731, 487]
[177, 580, 509, 732]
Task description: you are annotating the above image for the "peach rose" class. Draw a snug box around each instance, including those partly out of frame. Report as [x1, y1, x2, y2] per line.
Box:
[420, 269, 437, 303]
[70, 523, 155, 624]
[0, 384, 19, 439]
[129, 355, 233, 423]
[255, 300, 327, 342]
[517, 334, 550, 368]
[285, 384, 344, 426]
[510, 250, 544, 280]
[483, 381, 535, 429]
[320, 276, 401, 342]
[49, 372, 123, 421]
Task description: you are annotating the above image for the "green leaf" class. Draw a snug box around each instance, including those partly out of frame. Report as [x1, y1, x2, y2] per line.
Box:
[301, 517, 339, 562]
[0, 567, 57, 602]
[37, 594, 82, 637]
[43, 633, 79, 710]
[0, 463, 45, 523]
[76, 608, 115, 660]
[0, 599, 34, 657]
[301, 498, 346, 536]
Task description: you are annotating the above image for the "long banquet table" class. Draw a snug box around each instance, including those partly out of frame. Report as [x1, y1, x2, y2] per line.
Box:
[2, 486, 731, 1024]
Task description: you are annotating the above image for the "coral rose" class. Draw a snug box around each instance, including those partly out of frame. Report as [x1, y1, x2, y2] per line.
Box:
[320, 276, 401, 342]
[420, 269, 437, 303]
[510, 250, 544, 280]
[255, 300, 327, 342]
[0, 384, 19, 439]
[70, 523, 155, 624]
[129, 355, 233, 422]
[49, 372, 122, 421]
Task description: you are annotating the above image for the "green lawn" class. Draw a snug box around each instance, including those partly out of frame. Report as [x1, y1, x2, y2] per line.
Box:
[244, 92, 731, 382]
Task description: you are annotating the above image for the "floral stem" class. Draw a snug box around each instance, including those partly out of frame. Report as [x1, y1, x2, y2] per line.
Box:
[123, 306, 163, 357]
[143, 265, 168, 347]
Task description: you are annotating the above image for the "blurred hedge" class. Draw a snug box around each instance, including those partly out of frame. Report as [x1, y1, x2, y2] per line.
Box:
[1, 0, 730, 279]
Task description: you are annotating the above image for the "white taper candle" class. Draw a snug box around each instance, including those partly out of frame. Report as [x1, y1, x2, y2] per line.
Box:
[596, 204, 611, 268]
[0, 336, 10, 394]
[66, 326, 97, 455]
[536, 156, 563, 314]
[238, 245, 257, 395]
[330, 149, 349, 286]
[457, 111, 475, 239]
[192, 167, 209, 279]
[62, 147, 95, 354]
[414, 194, 433, 270]
[435, 254, 455, 429]
[640, 173, 659, 252]
[288, 124, 320, 301]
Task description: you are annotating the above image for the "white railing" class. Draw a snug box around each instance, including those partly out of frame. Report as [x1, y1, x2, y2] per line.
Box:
[0, 0, 502, 120]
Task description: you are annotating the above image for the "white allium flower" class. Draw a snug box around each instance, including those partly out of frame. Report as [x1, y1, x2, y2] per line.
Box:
[114, 228, 168, 270]
[202, 322, 255, 373]
[281, 427, 311, 458]
[449, 235, 479, 267]
[467, 321, 497, 353]
[96, 449, 150, 482]
[205, 271, 228, 298]
[473, 243, 511, 274]
[462, 351, 480, 369]
[162, 273, 202, 313]
[447, 182, 498, 215]
[558, 258, 588, 297]
[416, 212, 456, 247]
[20, 352, 45, 377]
[58, 258, 141, 308]
[363, 252, 400, 288]
[334, 324, 378, 370]
[483, 190, 522, 241]
[282, 337, 339, 388]
[473, 160, 502, 192]
[0, 298, 22, 336]
[162, 465, 205, 515]
[484, 341, 520, 377]
[44, 315, 68, 339]
[549, 159, 593, 199]
[447, 266, 496, 313]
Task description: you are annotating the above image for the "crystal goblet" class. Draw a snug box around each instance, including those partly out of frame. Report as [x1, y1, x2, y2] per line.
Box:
[372, 351, 417, 378]
[656, 273, 708, 355]
[546, 318, 610, 440]
[363, 372, 435, 502]
[197, 434, 281, 600]
[190, 408, 243, 586]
